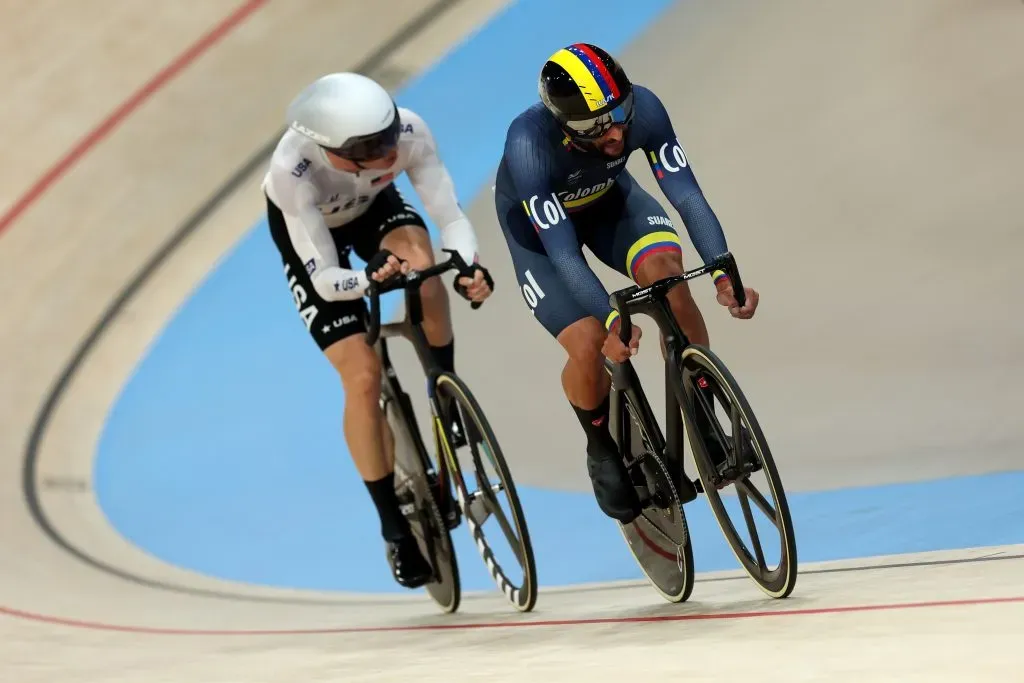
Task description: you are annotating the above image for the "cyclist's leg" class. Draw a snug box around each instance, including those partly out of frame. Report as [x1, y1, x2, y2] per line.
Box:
[587, 173, 710, 351]
[266, 193, 430, 586]
[352, 185, 456, 374]
[493, 202, 599, 404]
[589, 175, 724, 466]
[495, 198, 641, 523]
[352, 186, 465, 520]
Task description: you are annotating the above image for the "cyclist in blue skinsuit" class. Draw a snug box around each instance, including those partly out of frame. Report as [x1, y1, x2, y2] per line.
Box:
[493, 43, 760, 524]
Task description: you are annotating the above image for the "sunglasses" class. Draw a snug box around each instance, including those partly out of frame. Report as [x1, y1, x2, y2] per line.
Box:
[325, 108, 402, 161]
[564, 92, 634, 140]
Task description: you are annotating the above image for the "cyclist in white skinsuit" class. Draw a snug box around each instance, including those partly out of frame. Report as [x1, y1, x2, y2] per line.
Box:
[262, 72, 494, 589]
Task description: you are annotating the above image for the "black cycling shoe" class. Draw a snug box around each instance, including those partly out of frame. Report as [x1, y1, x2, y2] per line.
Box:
[586, 443, 643, 524]
[386, 535, 433, 589]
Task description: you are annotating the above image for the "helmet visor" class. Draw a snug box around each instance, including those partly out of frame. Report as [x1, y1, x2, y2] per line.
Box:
[327, 108, 402, 161]
[564, 92, 634, 140]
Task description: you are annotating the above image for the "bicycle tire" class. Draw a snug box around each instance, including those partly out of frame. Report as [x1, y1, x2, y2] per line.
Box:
[433, 372, 538, 613]
[679, 344, 798, 599]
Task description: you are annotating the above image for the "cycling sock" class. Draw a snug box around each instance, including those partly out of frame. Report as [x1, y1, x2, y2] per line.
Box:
[431, 339, 455, 374]
[571, 394, 617, 454]
[364, 472, 410, 541]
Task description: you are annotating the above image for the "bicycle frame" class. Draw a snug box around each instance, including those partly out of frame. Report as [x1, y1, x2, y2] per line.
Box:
[367, 251, 473, 480]
[606, 252, 746, 491]
[367, 248, 473, 380]
[375, 282, 443, 384]
[604, 291, 690, 493]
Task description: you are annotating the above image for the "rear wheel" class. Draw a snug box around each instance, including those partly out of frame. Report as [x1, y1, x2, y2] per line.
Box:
[618, 389, 695, 603]
[679, 345, 798, 599]
[381, 380, 461, 613]
[433, 372, 538, 612]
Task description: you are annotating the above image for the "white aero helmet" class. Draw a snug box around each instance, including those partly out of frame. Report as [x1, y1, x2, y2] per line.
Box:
[287, 72, 401, 161]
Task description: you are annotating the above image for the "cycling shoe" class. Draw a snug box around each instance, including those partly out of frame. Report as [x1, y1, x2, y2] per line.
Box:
[386, 535, 432, 588]
[586, 444, 642, 524]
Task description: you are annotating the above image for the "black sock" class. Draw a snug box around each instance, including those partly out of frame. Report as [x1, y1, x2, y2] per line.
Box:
[431, 339, 455, 373]
[364, 473, 409, 541]
[571, 394, 616, 452]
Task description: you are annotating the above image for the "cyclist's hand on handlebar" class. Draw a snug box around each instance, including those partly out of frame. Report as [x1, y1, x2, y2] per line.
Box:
[365, 249, 410, 284]
[715, 277, 759, 319]
[453, 260, 494, 305]
[457, 268, 491, 302]
[603, 320, 642, 363]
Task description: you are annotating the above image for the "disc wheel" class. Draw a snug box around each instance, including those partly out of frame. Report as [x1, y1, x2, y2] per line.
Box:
[618, 392, 695, 603]
[381, 383, 460, 613]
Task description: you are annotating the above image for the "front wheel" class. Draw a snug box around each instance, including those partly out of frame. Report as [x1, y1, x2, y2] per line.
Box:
[678, 345, 798, 599]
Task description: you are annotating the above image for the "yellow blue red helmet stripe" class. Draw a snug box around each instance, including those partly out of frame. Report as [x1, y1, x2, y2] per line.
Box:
[566, 44, 621, 100]
[626, 231, 682, 280]
[550, 43, 621, 112]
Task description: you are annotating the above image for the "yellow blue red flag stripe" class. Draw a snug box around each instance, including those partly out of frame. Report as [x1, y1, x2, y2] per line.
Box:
[605, 310, 620, 331]
[626, 231, 682, 280]
[648, 150, 665, 179]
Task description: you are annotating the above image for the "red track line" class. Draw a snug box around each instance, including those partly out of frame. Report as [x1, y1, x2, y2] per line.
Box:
[0, 0, 268, 238]
[1, 595, 1021, 637]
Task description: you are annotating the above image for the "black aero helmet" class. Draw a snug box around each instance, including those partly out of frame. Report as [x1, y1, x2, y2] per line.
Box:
[539, 43, 634, 142]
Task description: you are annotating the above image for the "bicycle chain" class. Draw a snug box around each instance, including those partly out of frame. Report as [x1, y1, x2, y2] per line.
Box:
[623, 400, 692, 553]
[640, 449, 691, 554]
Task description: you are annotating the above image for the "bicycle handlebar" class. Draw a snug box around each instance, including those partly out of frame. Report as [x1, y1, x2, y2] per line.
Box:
[364, 249, 479, 346]
[611, 251, 746, 346]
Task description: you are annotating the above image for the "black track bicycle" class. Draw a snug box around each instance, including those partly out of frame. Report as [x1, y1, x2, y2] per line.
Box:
[605, 252, 797, 602]
[365, 250, 538, 613]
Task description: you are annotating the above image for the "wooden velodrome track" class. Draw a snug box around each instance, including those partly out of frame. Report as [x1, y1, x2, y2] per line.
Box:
[2, 1, 1023, 680]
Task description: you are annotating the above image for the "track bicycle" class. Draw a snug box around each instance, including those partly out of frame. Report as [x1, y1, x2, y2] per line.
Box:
[365, 250, 538, 613]
[604, 252, 798, 602]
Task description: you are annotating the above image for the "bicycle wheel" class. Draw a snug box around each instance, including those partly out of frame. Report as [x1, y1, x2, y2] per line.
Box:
[381, 378, 461, 613]
[678, 344, 798, 599]
[618, 387, 695, 604]
[432, 372, 538, 612]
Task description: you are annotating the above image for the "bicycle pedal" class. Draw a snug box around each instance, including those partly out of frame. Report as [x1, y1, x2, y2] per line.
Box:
[443, 506, 462, 530]
[676, 476, 699, 504]
[634, 485, 653, 508]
